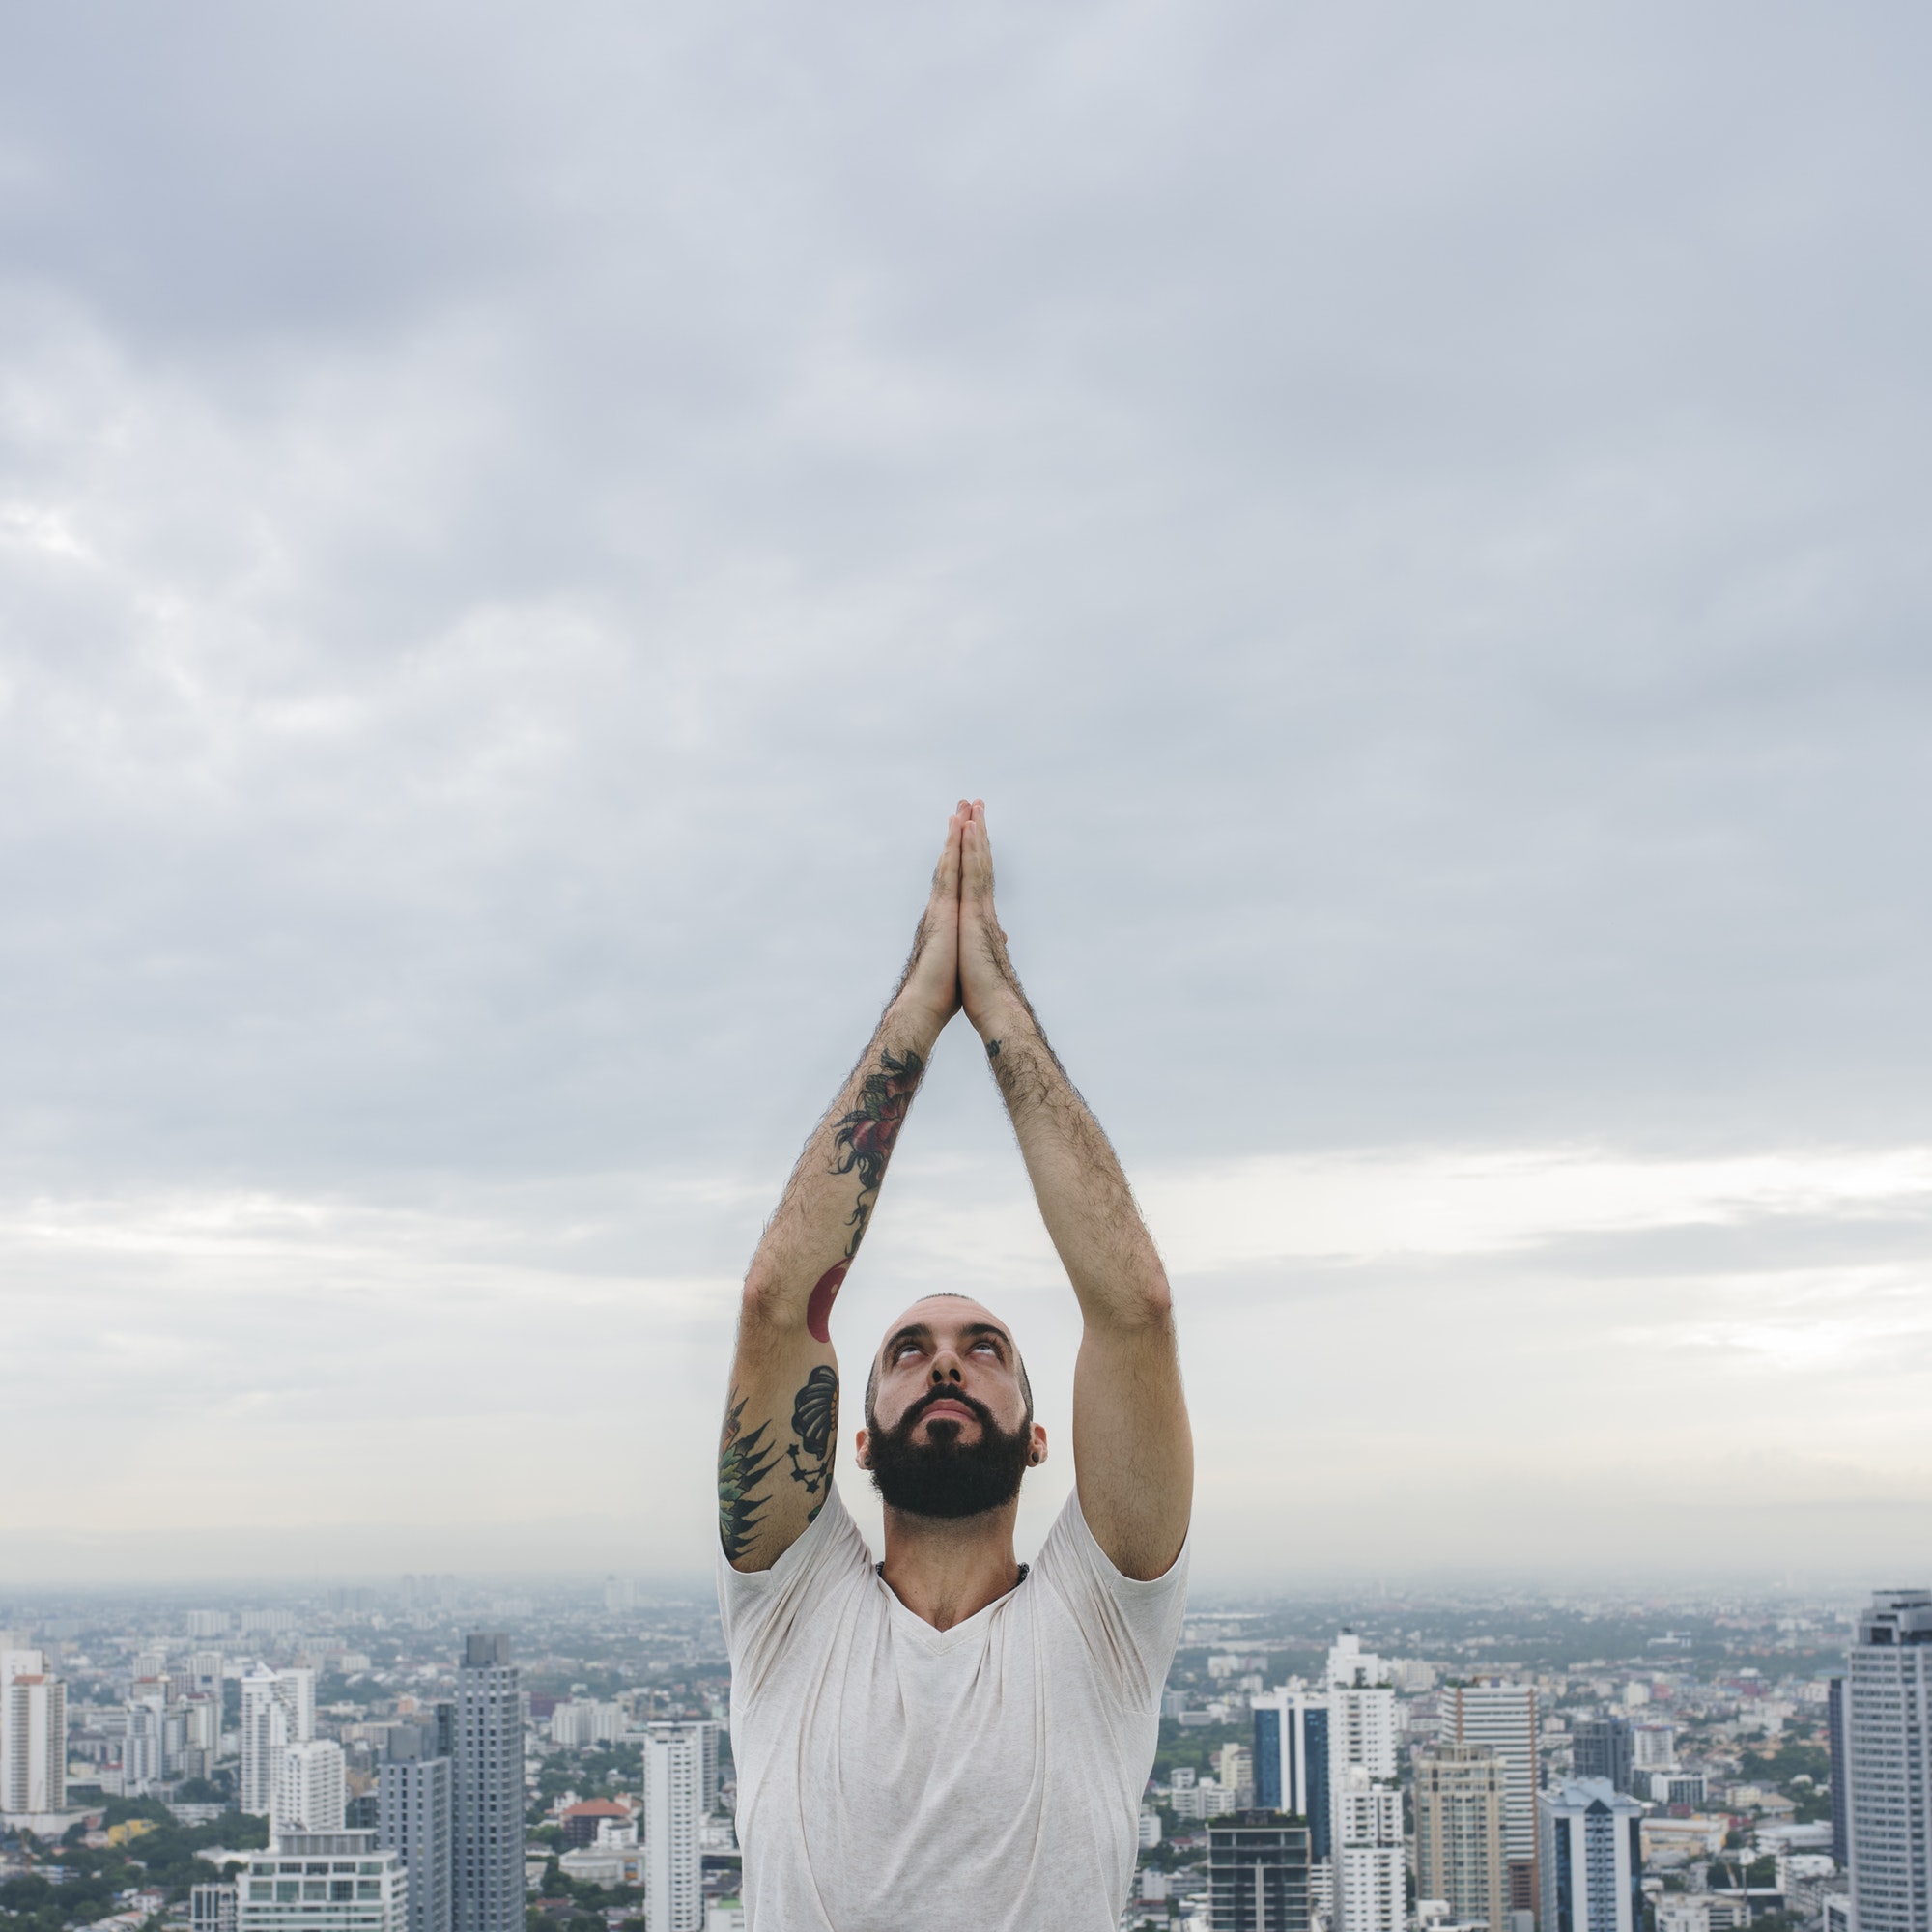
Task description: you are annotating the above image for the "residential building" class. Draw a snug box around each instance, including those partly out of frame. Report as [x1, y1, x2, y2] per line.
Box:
[452, 1635, 522, 1932]
[192, 1885, 239, 1932]
[1252, 1689, 1331, 1858]
[1847, 1589, 1932, 1932]
[1827, 1676, 1848, 1868]
[1325, 1637, 1397, 1780]
[1647, 1772, 1706, 1807]
[1445, 1684, 1540, 1929]
[124, 1700, 163, 1796]
[242, 1667, 317, 1818]
[1631, 1725, 1676, 1772]
[1219, 1745, 1256, 1806]
[1, 1668, 67, 1815]
[237, 1831, 407, 1932]
[279, 1741, 348, 1834]
[1332, 1769, 1404, 1932]
[1537, 1780, 1643, 1932]
[1570, 1719, 1633, 1796]
[1414, 1745, 1509, 1932]
[1208, 1810, 1311, 1932]
[644, 1724, 703, 1932]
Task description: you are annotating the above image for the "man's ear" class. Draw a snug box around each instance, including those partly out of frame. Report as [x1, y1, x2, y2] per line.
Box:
[854, 1427, 872, 1470]
[1027, 1423, 1048, 1468]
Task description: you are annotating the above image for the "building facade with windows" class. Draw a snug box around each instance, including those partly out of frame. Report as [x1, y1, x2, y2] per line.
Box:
[1208, 1811, 1311, 1932]
[1252, 1690, 1331, 1858]
[1414, 1744, 1509, 1932]
[378, 1726, 452, 1932]
[1447, 1684, 1541, 1929]
[1537, 1780, 1643, 1932]
[644, 1724, 703, 1932]
[453, 1636, 522, 1932]
[1846, 1589, 1932, 1932]
[237, 1832, 406, 1932]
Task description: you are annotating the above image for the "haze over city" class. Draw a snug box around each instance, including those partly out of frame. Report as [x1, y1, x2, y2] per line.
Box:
[3, 5, 1930, 1587]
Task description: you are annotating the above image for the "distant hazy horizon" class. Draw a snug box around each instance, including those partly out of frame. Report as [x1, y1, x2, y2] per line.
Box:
[4, 4, 1930, 1589]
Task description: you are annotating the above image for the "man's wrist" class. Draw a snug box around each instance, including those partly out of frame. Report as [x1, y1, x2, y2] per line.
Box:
[885, 990, 953, 1052]
[970, 993, 1035, 1050]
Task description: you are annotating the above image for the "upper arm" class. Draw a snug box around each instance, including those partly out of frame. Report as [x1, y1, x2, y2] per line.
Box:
[719, 1289, 842, 1574]
[1070, 1302, 1192, 1582]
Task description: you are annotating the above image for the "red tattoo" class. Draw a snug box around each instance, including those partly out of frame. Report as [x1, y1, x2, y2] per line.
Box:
[807, 1261, 848, 1344]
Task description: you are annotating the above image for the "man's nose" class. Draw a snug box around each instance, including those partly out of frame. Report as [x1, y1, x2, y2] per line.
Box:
[929, 1353, 963, 1383]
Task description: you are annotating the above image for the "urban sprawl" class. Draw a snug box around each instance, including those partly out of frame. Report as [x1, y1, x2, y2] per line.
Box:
[1, 1578, 1925, 1932]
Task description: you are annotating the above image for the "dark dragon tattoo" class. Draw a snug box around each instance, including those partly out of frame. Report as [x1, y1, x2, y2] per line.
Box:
[718, 1368, 840, 1560]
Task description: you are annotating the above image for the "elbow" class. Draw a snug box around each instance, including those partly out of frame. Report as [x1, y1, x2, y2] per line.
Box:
[739, 1268, 792, 1329]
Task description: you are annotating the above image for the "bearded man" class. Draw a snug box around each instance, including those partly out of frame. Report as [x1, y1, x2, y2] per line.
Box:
[716, 802, 1193, 1932]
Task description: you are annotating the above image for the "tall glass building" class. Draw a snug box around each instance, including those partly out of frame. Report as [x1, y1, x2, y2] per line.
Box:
[453, 1635, 523, 1932]
[1847, 1590, 1932, 1932]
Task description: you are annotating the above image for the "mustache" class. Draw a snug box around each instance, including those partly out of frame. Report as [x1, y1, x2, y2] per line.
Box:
[896, 1385, 999, 1435]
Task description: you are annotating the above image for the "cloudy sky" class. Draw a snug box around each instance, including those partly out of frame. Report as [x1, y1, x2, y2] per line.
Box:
[3, 3, 1929, 1589]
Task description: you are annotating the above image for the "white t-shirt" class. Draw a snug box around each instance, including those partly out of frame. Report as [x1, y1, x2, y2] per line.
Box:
[718, 1483, 1188, 1932]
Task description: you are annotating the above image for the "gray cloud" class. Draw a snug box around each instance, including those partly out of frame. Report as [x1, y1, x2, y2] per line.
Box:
[2, 2, 1929, 1580]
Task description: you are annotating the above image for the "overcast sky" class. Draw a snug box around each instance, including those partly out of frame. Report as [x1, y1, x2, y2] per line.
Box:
[3, 3, 1930, 1590]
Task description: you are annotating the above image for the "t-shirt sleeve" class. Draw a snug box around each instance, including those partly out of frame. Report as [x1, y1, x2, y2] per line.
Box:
[1034, 1489, 1190, 1714]
[716, 1479, 875, 1705]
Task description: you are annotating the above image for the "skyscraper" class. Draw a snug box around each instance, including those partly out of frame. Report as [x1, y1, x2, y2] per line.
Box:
[1846, 1589, 1932, 1932]
[1332, 1769, 1404, 1932]
[242, 1667, 317, 1818]
[644, 1725, 702, 1932]
[1252, 1690, 1331, 1858]
[1208, 1812, 1311, 1932]
[1536, 1779, 1643, 1932]
[453, 1635, 523, 1932]
[1446, 1684, 1540, 1929]
[277, 1740, 348, 1834]
[1324, 1635, 1399, 1932]
[1414, 1745, 1509, 1932]
[1570, 1719, 1633, 1796]
[378, 1723, 453, 1932]
[1827, 1675, 1848, 1869]
[1, 1666, 67, 1815]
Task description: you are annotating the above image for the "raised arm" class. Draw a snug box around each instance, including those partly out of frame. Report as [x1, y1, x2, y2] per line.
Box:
[718, 810, 967, 1573]
[956, 804, 1192, 1580]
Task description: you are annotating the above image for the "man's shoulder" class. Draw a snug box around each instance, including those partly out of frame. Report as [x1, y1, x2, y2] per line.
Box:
[717, 1481, 876, 1665]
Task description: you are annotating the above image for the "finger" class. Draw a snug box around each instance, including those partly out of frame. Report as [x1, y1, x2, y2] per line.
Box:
[932, 814, 963, 901]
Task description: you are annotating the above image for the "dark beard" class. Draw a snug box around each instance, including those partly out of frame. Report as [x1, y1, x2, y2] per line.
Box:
[866, 1387, 1033, 1520]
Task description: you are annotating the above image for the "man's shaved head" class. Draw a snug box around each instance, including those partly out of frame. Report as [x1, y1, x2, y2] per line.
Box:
[864, 1293, 1033, 1426]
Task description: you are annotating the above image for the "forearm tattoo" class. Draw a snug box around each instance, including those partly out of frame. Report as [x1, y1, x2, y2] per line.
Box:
[718, 1391, 780, 1563]
[718, 1367, 840, 1560]
[806, 1044, 925, 1343]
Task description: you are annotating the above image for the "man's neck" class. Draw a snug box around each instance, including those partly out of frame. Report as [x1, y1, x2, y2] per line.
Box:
[878, 1502, 1024, 1632]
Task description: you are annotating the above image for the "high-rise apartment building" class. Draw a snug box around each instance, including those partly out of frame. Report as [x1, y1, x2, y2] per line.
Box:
[191, 1884, 239, 1932]
[453, 1635, 522, 1932]
[1537, 1779, 1643, 1932]
[1570, 1719, 1633, 1795]
[124, 1700, 164, 1795]
[1445, 1684, 1540, 1929]
[237, 1832, 407, 1932]
[1332, 1769, 1404, 1932]
[278, 1741, 348, 1834]
[1325, 1636, 1398, 1781]
[378, 1723, 453, 1932]
[242, 1667, 317, 1818]
[1252, 1690, 1331, 1858]
[1208, 1811, 1311, 1932]
[1847, 1589, 1932, 1932]
[1, 1666, 67, 1815]
[1827, 1676, 1848, 1869]
[1414, 1745, 1509, 1932]
[644, 1724, 702, 1932]
[186, 1612, 231, 1640]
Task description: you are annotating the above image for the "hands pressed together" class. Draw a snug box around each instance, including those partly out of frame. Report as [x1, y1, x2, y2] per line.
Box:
[898, 800, 1029, 1046]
